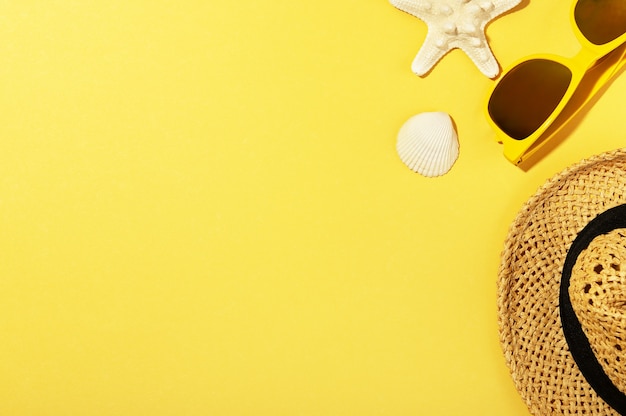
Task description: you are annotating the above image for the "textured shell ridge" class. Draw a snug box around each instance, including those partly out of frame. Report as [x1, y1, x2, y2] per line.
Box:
[395, 112, 459, 177]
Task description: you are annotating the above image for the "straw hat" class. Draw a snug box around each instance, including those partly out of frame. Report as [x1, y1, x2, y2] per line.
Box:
[498, 148, 626, 415]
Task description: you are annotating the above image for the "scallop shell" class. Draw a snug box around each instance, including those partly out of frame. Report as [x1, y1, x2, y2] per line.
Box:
[396, 112, 459, 177]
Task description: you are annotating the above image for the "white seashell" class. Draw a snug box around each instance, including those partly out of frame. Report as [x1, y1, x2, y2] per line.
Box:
[396, 112, 459, 177]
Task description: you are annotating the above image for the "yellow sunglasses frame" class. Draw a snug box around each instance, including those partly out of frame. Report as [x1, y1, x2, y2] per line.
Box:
[485, 1, 626, 166]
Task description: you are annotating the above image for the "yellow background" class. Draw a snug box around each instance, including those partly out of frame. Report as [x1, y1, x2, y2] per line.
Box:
[1, 1, 625, 415]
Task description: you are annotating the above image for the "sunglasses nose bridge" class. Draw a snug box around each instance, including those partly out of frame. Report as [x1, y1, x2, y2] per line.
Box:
[571, 46, 604, 71]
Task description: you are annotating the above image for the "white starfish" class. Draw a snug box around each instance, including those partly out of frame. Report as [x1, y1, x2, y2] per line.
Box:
[390, 0, 521, 78]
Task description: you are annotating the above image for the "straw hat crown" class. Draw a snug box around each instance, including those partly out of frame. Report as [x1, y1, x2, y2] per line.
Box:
[570, 229, 626, 395]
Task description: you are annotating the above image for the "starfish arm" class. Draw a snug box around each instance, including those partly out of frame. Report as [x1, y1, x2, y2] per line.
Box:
[389, 0, 435, 22]
[411, 32, 451, 76]
[389, 0, 521, 77]
[458, 41, 499, 78]
[487, 0, 522, 19]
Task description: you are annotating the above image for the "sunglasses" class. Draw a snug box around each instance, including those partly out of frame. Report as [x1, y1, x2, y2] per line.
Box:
[485, 0, 626, 166]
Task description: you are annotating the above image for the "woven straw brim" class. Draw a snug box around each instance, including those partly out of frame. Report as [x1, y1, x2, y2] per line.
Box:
[498, 148, 626, 415]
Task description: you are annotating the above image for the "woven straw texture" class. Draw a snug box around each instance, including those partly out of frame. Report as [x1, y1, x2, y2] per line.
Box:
[498, 149, 626, 415]
[570, 228, 626, 396]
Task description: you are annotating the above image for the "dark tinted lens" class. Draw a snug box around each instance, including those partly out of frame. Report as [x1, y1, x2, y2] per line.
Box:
[575, 0, 626, 45]
[488, 60, 572, 140]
